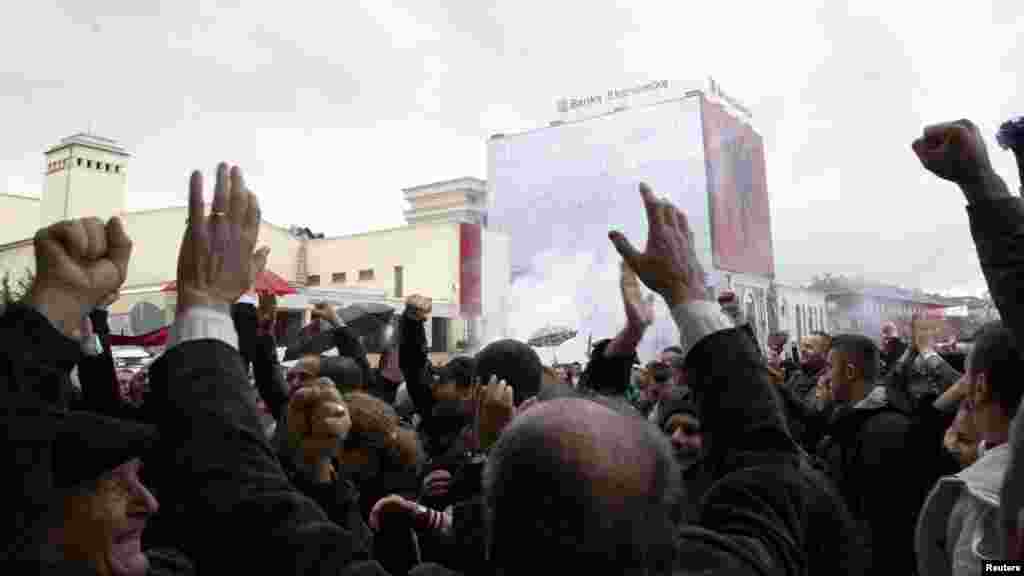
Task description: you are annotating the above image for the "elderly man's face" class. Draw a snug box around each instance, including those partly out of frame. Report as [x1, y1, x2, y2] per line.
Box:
[55, 458, 158, 576]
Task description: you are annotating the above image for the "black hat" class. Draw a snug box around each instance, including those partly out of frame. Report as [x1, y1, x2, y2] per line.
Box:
[49, 409, 158, 491]
[658, 388, 699, 431]
[475, 340, 542, 406]
[4, 405, 157, 553]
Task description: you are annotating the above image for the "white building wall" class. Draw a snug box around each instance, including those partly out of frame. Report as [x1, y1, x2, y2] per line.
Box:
[0, 195, 41, 245]
[775, 284, 828, 346]
[481, 228, 511, 348]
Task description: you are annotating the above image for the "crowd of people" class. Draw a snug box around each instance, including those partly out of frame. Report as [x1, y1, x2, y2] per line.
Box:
[4, 117, 1024, 575]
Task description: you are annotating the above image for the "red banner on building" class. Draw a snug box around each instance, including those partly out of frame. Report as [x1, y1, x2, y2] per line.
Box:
[701, 96, 775, 277]
[460, 223, 482, 317]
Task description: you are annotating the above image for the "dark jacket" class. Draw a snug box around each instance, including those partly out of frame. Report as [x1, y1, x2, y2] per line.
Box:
[815, 383, 942, 575]
[0, 304, 82, 410]
[145, 334, 385, 574]
[232, 302, 290, 422]
[965, 196, 1024, 556]
[778, 367, 829, 451]
[676, 327, 867, 576]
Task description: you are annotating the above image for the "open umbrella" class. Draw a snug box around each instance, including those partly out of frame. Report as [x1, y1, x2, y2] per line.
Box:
[338, 303, 396, 337]
[528, 325, 578, 364]
[528, 325, 578, 348]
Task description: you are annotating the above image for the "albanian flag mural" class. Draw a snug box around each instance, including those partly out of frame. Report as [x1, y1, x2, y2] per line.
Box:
[701, 97, 775, 277]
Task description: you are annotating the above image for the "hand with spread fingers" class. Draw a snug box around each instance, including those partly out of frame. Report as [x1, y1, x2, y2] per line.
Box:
[405, 294, 432, 322]
[608, 183, 707, 310]
[28, 217, 132, 338]
[286, 379, 351, 481]
[176, 163, 262, 315]
[475, 375, 515, 452]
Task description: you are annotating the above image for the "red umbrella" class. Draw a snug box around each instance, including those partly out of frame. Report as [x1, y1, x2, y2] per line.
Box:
[162, 270, 297, 296]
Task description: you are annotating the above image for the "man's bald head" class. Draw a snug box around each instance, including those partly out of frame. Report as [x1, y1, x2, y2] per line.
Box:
[484, 398, 679, 573]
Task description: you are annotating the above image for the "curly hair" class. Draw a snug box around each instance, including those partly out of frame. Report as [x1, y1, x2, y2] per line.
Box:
[341, 392, 420, 469]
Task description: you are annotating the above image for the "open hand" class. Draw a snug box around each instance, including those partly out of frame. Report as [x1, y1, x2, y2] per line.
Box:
[176, 164, 261, 314]
[621, 261, 655, 330]
[609, 183, 706, 309]
[29, 217, 132, 337]
[475, 375, 515, 452]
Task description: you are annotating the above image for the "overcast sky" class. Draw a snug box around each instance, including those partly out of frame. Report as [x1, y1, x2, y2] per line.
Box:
[1, 0, 1021, 297]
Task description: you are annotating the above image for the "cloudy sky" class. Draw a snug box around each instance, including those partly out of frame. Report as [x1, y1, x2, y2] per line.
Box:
[1, 0, 1021, 297]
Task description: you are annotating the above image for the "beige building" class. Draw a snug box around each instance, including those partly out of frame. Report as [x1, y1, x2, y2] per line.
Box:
[0, 135, 509, 360]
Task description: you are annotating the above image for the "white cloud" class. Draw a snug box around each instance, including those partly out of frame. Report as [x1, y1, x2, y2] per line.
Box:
[0, 0, 1021, 303]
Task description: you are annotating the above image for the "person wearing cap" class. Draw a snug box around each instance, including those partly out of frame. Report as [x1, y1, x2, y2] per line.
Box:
[104, 166, 387, 574]
[0, 215, 190, 574]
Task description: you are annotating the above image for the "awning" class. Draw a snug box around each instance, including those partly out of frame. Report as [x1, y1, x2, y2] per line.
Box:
[109, 326, 169, 347]
[162, 270, 297, 296]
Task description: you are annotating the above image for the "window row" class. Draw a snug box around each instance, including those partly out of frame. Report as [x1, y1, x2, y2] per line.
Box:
[306, 266, 405, 298]
[47, 157, 122, 174]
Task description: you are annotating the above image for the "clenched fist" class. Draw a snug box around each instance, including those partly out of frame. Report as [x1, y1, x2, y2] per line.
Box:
[405, 294, 432, 322]
[287, 379, 351, 476]
[29, 217, 132, 338]
[912, 119, 1012, 204]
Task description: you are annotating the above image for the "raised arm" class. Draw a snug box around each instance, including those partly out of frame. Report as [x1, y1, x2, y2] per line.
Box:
[145, 164, 380, 574]
[398, 295, 435, 419]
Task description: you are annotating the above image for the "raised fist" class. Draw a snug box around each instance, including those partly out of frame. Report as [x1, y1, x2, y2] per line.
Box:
[405, 294, 432, 321]
[286, 379, 351, 472]
[30, 217, 132, 337]
[911, 119, 994, 187]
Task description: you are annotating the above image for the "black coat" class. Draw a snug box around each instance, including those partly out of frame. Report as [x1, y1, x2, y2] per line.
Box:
[145, 337, 386, 574]
[417, 327, 867, 576]
[965, 196, 1024, 559]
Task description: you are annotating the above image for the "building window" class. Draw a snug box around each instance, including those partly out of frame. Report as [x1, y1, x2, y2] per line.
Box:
[359, 269, 374, 281]
[307, 274, 321, 286]
[76, 158, 81, 166]
[431, 317, 450, 353]
[332, 272, 346, 283]
[87, 160, 93, 168]
[394, 266, 403, 298]
[105, 163, 111, 172]
[115, 165, 120, 173]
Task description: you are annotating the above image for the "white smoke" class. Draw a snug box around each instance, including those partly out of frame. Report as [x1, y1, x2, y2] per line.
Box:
[493, 247, 679, 365]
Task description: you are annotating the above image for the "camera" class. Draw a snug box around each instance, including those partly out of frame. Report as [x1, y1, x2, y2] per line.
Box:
[996, 116, 1024, 152]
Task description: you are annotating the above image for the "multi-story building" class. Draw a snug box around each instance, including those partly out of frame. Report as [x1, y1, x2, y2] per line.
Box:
[824, 284, 949, 341]
[0, 135, 510, 364]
